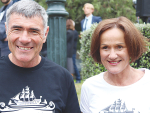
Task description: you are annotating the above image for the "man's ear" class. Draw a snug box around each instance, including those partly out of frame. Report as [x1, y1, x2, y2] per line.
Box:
[43, 26, 49, 43]
[92, 9, 94, 13]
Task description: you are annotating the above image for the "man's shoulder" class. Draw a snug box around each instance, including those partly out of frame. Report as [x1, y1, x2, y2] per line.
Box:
[67, 29, 73, 32]
[0, 6, 4, 12]
[92, 16, 102, 23]
[43, 57, 73, 83]
[73, 30, 78, 34]
[43, 57, 70, 74]
[44, 57, 64, 68]
[0, 56, 8, 68]
[8, 0, 14, 7]
[93, 16, 101, 19]
[67, 30, 74, 35]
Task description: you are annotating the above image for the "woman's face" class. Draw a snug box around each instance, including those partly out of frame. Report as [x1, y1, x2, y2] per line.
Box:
[100, 28, 130, 75]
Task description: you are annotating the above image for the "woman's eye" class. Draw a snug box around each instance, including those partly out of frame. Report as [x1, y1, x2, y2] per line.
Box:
[118, 46, 123, 49]
[102, 46, 108, 49]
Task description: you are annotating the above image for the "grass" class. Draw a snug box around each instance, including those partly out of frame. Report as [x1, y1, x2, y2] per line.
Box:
[74, 80, 83, 104]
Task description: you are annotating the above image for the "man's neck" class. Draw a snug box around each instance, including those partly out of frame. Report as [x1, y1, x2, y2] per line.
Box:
[86, 14, 92, 17]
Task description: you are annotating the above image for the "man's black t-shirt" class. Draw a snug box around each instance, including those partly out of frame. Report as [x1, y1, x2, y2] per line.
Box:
[0, 56, 80, 113]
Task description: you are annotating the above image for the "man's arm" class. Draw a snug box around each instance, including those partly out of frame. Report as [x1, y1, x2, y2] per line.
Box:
[92, 16, 102, 24]
[81, 19, 84, 32]
[64, 80, 81, 113]
[98, 16, 102, 22]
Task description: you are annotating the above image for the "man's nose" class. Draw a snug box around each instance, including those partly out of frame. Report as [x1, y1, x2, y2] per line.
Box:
[19, 31, 31, 43]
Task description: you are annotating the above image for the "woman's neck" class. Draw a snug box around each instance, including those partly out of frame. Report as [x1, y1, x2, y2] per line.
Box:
[103, 66, 145, 86]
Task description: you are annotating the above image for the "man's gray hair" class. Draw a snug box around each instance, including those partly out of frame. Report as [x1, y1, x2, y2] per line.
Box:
[6, 0, 48, 34]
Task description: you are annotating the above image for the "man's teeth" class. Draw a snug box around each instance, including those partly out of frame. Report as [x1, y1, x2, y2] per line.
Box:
[19, 47, 31, 50]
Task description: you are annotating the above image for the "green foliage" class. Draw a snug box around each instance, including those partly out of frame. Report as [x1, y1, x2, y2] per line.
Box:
[34, 0, 48, 9]
[65, 0, 137, 50]
[0, 0, 138, 26]
[134, 23, 150, 39]
[79, 23, 106, 80]
[0, 3, 2, 8]
[65, 0, 137, 29]
[79, 23, 150, 80]
[2, 0, 137, 32]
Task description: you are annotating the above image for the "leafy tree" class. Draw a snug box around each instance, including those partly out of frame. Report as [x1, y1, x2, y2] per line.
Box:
[30, 0, 137, 31]
[33, 0, 137, 50]
[0, 1, 3, 7]
[0, 0, 137, 31]
[34, 0, 48, 9]
[65, 0, 137, 31]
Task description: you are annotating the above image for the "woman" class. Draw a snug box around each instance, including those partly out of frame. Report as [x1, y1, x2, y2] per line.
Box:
[66, 19, 74, 76]
[80, 16, 150, 113]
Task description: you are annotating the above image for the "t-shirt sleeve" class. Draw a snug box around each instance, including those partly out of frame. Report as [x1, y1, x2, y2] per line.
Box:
[80, 81, 90, 113]
[64, 77, 81, 113]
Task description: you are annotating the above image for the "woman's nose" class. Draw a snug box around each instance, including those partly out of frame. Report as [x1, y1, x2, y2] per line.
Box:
[108, 49, 117, 59]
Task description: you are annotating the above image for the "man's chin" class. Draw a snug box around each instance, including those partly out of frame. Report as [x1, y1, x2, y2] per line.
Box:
[2, 0, 10, 5]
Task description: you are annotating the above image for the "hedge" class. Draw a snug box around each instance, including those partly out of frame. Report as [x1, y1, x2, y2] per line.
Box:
[79, 23, 150, 80]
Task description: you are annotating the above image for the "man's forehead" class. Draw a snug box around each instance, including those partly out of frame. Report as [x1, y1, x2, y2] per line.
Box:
[9, 13, 43, 25]
[8, 14, 44, 32]
[9, 13, 43, 22]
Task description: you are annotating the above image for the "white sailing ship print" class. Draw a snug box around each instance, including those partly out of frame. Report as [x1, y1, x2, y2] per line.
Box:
[99, 99, 140, 113]
[0, 86, 55, 113]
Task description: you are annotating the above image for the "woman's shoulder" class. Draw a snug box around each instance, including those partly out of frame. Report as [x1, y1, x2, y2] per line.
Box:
[82, 72, 104, 86]
[139, 68, 150, 74]
[142, 68, 150, 76]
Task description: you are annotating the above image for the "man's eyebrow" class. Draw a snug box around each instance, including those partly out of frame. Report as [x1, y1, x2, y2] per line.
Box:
[11, 26, 41, 32]
[29, 28, 41, 32]
[11, 25, 22, 29]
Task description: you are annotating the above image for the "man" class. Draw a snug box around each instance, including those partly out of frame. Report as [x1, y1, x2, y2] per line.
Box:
[72, 20, 81, 83]
[0, 0, 12, 56]
[0, 0, 80, 113]
[81, 3, 102, 31]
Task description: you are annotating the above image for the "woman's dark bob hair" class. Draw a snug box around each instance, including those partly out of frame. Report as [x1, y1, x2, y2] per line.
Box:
[90, 16, 148, 64]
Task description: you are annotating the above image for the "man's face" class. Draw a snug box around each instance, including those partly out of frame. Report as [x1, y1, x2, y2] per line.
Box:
[83, 5, 94, 17]
[1, 0, 10, 5]
[6, 13, 49, 67]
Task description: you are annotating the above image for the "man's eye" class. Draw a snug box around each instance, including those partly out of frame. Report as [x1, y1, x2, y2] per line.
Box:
[14, 28, 19, 30]
[13, 28, 20, 31]
[30, 31, 39, 35]
[12, 28, 21, 33]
